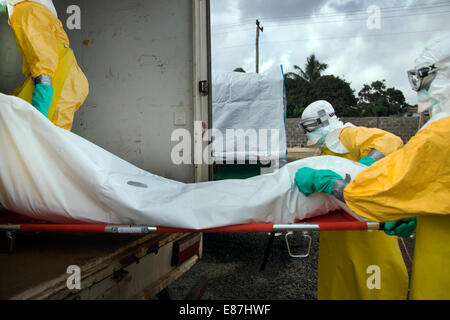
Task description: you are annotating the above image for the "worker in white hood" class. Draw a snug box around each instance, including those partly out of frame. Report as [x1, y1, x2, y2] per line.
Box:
[297, 100, 410, 300]
[299, 100, 354, 154]
[296, 35, 450, 299]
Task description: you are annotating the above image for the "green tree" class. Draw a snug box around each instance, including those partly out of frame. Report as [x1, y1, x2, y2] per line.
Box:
[285, 75, 311, 117]
[233, 67, 246, 73]
[285, 55, 411, 118]
[310, 75, 359, 117]
[357, 80, 409, 116]
[294, 54, 328, 82]
[286, 54, 330, 117]
[285, 54, 358, 117]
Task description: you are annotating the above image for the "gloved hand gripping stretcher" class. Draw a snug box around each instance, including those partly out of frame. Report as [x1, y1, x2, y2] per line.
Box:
[0, 93, 383, 238]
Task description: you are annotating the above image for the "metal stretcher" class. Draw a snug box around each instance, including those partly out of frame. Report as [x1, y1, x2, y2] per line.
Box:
[0, 210, 383, 261]
[0, 210, 380, 233]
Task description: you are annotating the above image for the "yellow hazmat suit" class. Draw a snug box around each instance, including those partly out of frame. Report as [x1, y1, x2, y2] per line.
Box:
[317, 126, 409, 300]
[344, 35, 450, 299]
[344, 118, 450, 299]
[9, 1, 88, 130]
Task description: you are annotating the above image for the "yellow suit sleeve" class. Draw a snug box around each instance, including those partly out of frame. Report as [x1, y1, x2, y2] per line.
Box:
[344, 117, 450, 222]
[10, 2, 59, 78]
[339, 126, 404, 159]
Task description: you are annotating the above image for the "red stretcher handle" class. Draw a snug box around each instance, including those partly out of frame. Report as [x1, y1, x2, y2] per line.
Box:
[157, 221, 374, 233]
[19, 224, 107, 233]
[157, 223, 275, 233]
[317, 221, 370, 230]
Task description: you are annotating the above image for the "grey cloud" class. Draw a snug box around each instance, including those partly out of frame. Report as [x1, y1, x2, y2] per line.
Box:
[210, 0, 450, 104]
[327, 0, 362, 13]
[236, 0, 329, 22]
[328, 0, 446, 14]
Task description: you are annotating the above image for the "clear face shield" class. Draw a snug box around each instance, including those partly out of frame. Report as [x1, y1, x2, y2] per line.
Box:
[407, 64, 438, 92]
[298, 109, 338, 147]
[407, 64, 440, 113]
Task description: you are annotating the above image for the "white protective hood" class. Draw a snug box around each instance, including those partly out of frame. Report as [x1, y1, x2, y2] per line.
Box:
[0, 93, 369, 229]
[414, 35, 450, 129]
[324, 123, 355, 154]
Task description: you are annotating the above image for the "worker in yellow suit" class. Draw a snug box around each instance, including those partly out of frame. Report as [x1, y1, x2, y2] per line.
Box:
[297, 100, 410, 300]
[3, 0, 88, 130]
[295, 35, 450, 299]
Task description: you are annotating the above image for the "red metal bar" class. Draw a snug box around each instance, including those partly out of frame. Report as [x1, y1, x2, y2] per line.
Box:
[157, 223, 275, 233]
[317, 221, 369, 230]
[1, 221, 375, 233]
[1, 210, 376, 233]
[19, 224, 107, 233]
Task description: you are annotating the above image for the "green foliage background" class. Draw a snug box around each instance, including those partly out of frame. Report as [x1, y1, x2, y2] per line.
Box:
[235, 54, 413, 118]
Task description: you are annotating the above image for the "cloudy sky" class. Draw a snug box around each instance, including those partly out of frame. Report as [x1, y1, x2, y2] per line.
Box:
[210, 0, 450, 105]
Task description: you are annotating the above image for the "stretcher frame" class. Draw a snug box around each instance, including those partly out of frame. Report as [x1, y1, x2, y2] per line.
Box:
[0, 210, 381, 234]
[0, 221, 381, 233]
[0, 210, 383, 258]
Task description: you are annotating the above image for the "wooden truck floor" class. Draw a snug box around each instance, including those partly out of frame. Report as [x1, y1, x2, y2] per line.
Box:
[0, 231, 201, 300]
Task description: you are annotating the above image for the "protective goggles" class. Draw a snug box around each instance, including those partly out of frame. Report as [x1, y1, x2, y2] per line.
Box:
[298, 109, 335, 134]
[407, 64, 438, 91]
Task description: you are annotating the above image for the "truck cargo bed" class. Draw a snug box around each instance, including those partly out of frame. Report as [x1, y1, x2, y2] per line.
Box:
[0, 229, 200, 299]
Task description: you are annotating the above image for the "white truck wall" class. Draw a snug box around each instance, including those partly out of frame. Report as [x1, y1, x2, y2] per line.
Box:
[0, 11, 23, 93]
[0, 0, 209, 182]
[57, 0, 197, 182]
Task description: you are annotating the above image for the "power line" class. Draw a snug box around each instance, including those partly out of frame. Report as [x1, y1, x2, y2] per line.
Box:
[212, 9, 450, 36]
[213, 7, 450, 35]
[212, 2, 450, 32]
[260, 9, 450, 31]
[213, 27, 450, 51]
[212, 2, 450, 30]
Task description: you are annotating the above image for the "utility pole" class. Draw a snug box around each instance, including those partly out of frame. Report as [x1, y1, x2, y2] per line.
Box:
[256, 19, 263, 73]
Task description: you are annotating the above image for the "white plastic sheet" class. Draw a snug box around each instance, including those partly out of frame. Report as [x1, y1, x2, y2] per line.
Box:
[0, 93, 368, 229]
[212, 66, 287, 163]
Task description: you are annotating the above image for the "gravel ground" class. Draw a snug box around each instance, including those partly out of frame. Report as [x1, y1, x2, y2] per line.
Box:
[166, 231, 415, 300]
[167, 231, 320, 300]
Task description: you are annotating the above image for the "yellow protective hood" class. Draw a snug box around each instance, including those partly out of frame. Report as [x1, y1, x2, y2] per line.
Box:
[7, 0, 57, 19]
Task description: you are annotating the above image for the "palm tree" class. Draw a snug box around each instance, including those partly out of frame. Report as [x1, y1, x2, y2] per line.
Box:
[294, 54, 328, 82]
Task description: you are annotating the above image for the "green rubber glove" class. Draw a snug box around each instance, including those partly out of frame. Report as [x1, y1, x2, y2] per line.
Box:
[384, 217, 417, 238]
[32, 83, 54, 118]
[358, 156, 376, 166]
[295, 167, 344, 197]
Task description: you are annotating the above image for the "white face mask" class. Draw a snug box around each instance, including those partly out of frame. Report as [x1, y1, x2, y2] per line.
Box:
[0, 1, 6, 14]
[417, 89, 440, 113]
[306, 129, 327, 147]
[305, 118, 344, 147]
